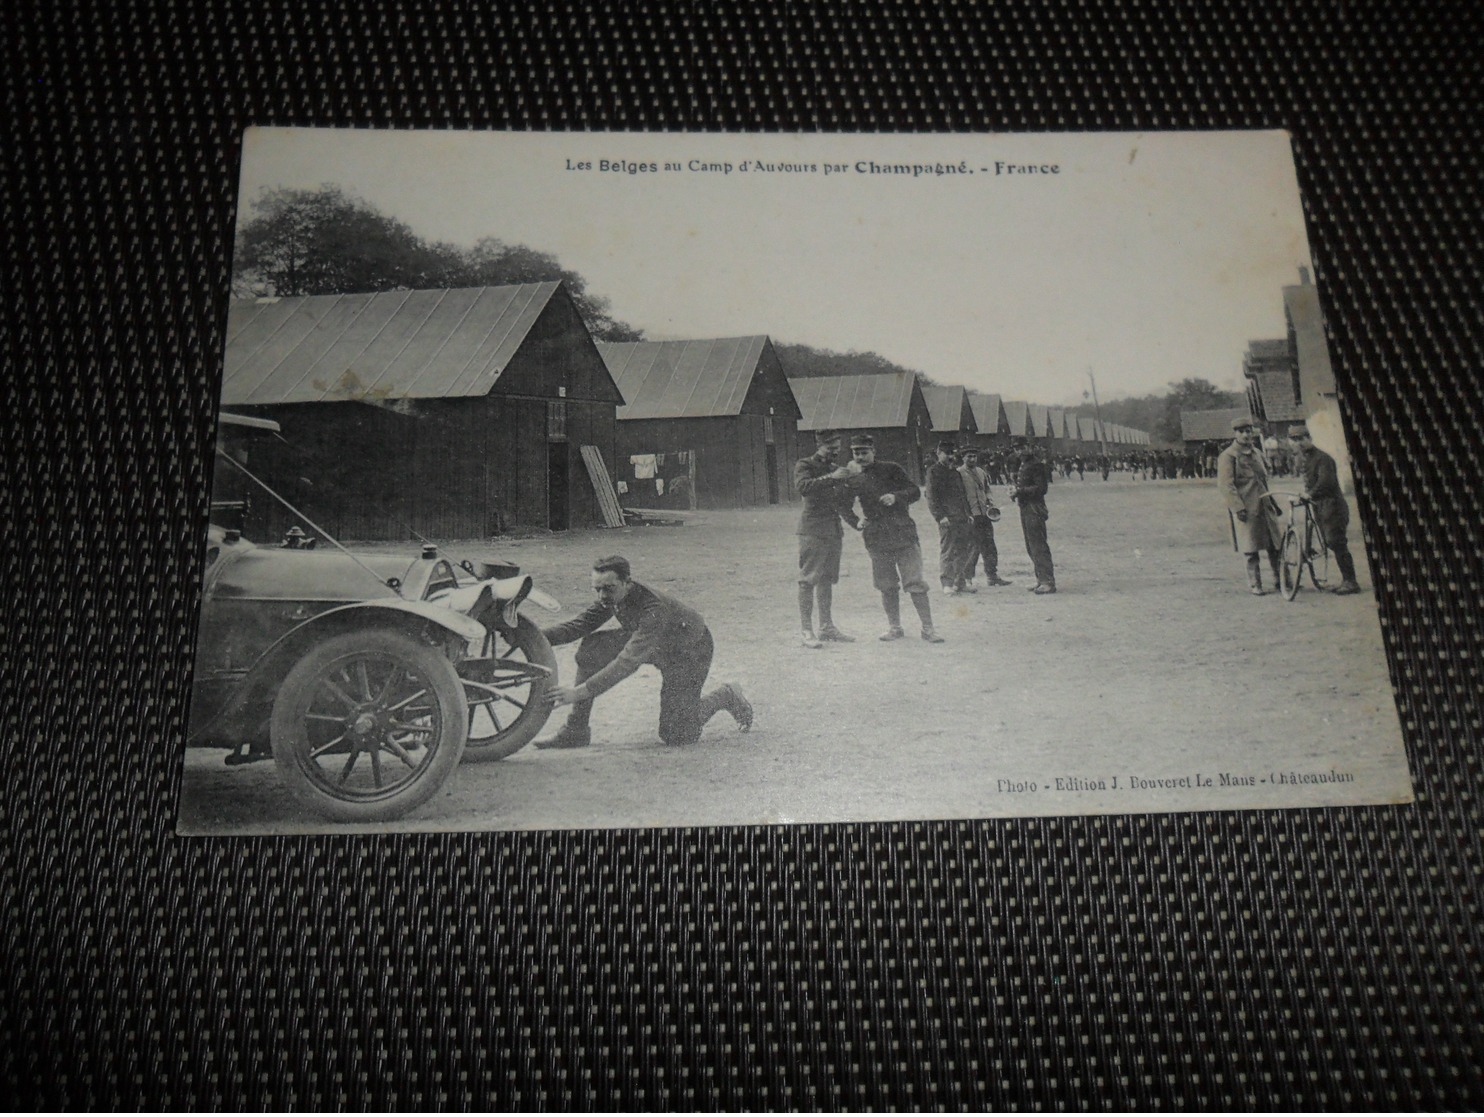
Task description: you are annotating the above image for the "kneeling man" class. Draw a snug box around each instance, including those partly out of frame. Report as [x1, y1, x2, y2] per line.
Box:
[537, 555, 752, 749]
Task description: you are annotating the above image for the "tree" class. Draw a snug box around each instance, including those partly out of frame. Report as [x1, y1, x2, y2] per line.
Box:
[1153, 377, 1243, 443]
[463, 238, 642, 341]
[232, 186, 644, 340]
[774, 341, 938, 386]
[234, 186, 464, 297]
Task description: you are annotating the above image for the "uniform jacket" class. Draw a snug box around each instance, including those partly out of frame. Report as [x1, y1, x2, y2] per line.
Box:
[959, 464, 994, 518]
[926, 458, 973, 523]
[1298, 447, 1344, 503]
[847, 460, 921, 553]
[1013, 456, 1051, 508]
[1217, 440, 1281, 552]
[793, 453, 859, 538]
[1298, 446, 1351, 531]
[542, 581, 710, 699]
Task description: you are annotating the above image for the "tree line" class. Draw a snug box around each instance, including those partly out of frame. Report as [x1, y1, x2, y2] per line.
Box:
[232, 185, 643, 341]
[233, 185, 1237, 442]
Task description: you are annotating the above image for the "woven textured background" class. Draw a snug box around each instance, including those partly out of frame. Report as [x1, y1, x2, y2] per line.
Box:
[4, 0, 1482, 1107]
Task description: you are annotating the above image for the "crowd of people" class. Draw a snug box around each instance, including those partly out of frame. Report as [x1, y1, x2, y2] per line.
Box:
[527, 419, 1361, 752]
[793, 431, 1060, 649]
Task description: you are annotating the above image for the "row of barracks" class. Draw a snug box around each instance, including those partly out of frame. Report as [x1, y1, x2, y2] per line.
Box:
[215, 282, 1147, 541]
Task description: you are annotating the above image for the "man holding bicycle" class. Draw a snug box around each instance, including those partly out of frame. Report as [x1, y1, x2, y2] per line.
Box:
[1289, 424, 1362, 595]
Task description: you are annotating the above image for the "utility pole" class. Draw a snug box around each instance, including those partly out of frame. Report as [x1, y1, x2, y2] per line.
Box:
[1088, 367, 1107, 459]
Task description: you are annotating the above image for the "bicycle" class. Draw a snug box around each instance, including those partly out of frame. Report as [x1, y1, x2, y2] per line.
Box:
[1278, 495, 1331, 600]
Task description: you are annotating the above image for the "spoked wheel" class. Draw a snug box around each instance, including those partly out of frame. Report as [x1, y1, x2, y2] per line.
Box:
[271, 629, 467, 822]
[461, 614, 557, 762]
[1307, 521, 1331, 589]
[1280, 526, 1303, 600]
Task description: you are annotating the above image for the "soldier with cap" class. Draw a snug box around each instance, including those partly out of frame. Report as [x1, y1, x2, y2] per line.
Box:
[1010, 438, 1057, 594]
[536, 555, 753, 749]
[792, 428, 859, 648]
[1289, 423, 1362, 594]
[926, 440, 976, 595]
[1217, 416, 1283, 595]
[843, 433, 944, 643]
[958, 447, 1011, 588]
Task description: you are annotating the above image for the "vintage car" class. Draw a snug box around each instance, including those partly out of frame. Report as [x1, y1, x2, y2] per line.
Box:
[187, 414, 558, 823]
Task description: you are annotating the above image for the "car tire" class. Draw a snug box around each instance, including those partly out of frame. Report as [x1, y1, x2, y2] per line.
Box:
[462, 615, 558, 762]
[271, 629, 467, 823]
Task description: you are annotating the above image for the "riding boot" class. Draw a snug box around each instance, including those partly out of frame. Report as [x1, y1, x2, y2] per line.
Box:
[881, 588, 901, 629]
[798, 583, 815, 633]
[816, 583, 835, 630]
[911, 591, 944, 642]
[1246, 553, 1266, 596]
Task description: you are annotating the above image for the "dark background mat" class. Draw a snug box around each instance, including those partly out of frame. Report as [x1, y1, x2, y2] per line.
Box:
[4, 1, 1481, 1107]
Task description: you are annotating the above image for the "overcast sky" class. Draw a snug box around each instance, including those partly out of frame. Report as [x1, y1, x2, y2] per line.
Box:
[237, 129, 1314, 407]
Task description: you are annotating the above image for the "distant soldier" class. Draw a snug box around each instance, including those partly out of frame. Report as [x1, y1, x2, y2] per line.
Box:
[1217, 418, 1283, 595]
[926, 440, 975, 596]
[959, 447, 1011, 588]
[791, 428, 859, 648]
[1289, 424, 1362, 594]
[843, 434, 944, 642]
[537, 555, 752, 749]
[1011, 441, 1057, 594]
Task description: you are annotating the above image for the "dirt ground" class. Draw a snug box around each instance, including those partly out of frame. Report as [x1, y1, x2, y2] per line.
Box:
[178, 475, 1414, 835]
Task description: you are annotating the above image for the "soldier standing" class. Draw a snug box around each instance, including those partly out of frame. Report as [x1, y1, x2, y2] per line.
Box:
[1289, 424, 1362, 594]
[844, 434, 944, 643]
[926, 440, 975, 596]
[791, 429, 858, 648]
[959, 447, 1011, 588]
[1011, 440, 1057, 594]
[1217, 417, 1283, 595]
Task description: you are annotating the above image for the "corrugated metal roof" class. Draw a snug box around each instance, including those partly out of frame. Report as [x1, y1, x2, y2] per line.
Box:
[221, 284, 561, 405]
[1047, 408, 1065, 439]
[966, 392, 1005, 434]
[922, 385, 974, 433]
[1003, 400, 1030, 436]
[598, 336, 770, 420]
[1180, 407, 1252, 441]
[1027, 403, 1050, 438]
[1077, 416, 1101, 442]
[789, 373, 918, 431]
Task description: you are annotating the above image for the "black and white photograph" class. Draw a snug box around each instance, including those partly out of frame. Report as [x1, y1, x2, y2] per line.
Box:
[179, 128, 1413, 834]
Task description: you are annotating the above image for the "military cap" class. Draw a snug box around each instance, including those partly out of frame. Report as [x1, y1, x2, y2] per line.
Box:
[849, 433, 875, 449]
[1231, 417, 1256, 431]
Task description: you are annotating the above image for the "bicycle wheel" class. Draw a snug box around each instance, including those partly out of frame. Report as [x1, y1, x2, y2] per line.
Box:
[1280, 526, 1303, 600]
[1307, 517, 1331, 589]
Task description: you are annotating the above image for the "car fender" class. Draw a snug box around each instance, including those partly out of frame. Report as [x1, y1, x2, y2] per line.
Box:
[189, 601, 485, 745]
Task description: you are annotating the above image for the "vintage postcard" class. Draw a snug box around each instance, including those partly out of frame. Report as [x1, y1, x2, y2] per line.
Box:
[179, 129, 1412, 833]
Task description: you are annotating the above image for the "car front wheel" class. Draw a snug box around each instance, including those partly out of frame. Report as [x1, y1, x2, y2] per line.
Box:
[461, 615, 558, 762]
[271, 629, 467, 823]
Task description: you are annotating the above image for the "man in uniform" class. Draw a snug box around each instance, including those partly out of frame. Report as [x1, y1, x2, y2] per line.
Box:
[844, 434, 944, 642]
[1011, 440, 1057, 594]
[536, 555, 752, 749]
[791, 428, 859, 648]
[1217, 417, 1283, 595]
[1290, 423, 1362, 594]
[926, 440, 976, 595]
[959, 447, 1011, 588]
